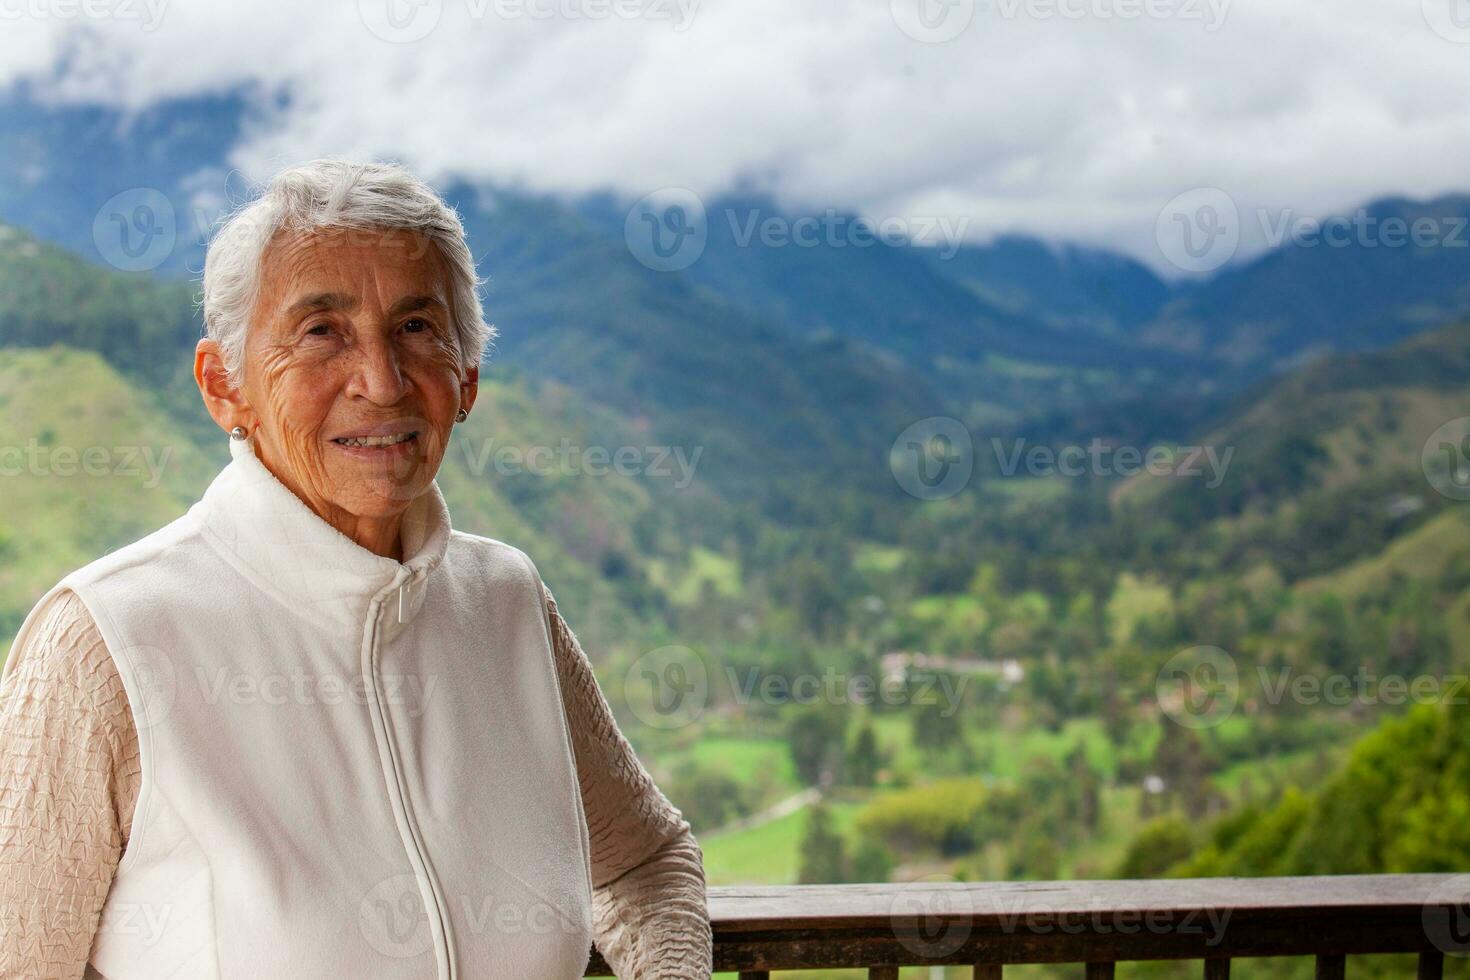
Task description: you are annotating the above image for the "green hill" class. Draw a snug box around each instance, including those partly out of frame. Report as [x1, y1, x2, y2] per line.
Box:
[1164, 697, 1470, 877]
[0, 344, 730, 667]
[0, 346, 216, 648]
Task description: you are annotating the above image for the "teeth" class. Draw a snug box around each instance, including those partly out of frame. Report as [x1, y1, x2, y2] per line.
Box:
[336, 432, 416, 448]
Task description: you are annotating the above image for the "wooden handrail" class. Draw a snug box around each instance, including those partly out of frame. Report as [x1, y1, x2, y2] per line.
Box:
[584, 874, 1470, 977]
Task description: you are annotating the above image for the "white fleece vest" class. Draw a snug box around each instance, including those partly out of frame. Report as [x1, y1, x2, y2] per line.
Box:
[7, 436, 595, 979]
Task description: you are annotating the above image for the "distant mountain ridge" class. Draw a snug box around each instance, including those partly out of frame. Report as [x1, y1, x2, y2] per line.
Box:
[5, 90, 1470, 431]
[1142, 194, 1470, 370]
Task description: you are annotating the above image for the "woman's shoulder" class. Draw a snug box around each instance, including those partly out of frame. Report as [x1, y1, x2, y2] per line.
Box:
[3, 589, 131, 724]
[62, 508, 208, 593]
[1, 588, 141, 821]
[445, 529, 546, 583]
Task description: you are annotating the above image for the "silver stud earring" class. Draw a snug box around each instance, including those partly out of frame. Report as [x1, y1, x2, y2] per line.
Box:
[455, 409, 468, 423]
[229, 426, 248, 441]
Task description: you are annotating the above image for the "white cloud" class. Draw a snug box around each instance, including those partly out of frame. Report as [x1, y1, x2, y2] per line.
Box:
[3, 0, 1469, 274]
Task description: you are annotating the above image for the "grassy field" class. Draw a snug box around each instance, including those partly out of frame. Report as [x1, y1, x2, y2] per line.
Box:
[701, 798, 866, 885]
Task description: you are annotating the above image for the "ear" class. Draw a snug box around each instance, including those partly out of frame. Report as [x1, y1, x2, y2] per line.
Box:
[195, 338, 256, 436]
[459, 363, 480, 417]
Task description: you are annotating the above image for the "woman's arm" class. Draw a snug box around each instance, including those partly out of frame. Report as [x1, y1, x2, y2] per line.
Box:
[540, 582, 714, 980]
[0, 589, 141, 980]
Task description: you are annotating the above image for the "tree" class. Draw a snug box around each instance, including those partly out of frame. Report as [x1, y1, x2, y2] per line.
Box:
[850, 838, 893, 883]
[798, 802, 848, 884]
[912, 684, 962, 752]
[786, 708, 845, 787]
[847, 722, 882, 787]
[1114, 816, 1194, 878]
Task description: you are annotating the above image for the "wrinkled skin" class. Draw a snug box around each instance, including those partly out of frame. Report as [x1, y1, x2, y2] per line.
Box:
[196, 227, 478, 560]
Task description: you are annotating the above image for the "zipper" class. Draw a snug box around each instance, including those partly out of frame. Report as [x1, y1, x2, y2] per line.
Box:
[364, 568, 455, 978]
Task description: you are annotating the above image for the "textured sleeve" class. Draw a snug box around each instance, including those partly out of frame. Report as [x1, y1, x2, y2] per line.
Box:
[0, 589, 142, 980]
[540, 582, 713, 980]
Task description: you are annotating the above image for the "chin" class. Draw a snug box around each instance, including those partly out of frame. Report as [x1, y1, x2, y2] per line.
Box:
[348, 482, 428, 513]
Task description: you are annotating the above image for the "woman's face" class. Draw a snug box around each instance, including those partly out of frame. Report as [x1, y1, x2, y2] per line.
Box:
[229, 227, 477, 534]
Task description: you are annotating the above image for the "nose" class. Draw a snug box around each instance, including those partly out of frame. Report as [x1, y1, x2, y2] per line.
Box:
[346, 335, 410, 405]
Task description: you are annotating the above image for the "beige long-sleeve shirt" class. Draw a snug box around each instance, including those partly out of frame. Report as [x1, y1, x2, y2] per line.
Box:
[0, 585, 712, 979]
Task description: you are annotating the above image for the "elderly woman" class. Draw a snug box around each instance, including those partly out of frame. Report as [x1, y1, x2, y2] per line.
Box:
[0, 160, 712, 979]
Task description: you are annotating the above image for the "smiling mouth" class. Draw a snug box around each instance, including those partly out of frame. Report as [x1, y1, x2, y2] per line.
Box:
[332, 431, 419, 449]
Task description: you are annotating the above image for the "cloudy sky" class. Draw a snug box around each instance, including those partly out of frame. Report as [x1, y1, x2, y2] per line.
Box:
[2, 0, 1468, 272]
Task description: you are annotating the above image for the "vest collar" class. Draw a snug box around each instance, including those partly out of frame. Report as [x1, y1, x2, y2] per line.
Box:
[195, 434, 453, 632]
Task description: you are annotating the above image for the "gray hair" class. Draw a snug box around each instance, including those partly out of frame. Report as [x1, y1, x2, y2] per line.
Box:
[200, 158, 493, 384]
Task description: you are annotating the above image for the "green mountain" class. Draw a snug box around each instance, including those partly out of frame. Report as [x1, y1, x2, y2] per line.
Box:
[1142, 195, 1470, 371]
[0, 346, 215, 645]
[1155, 696, 1470, 878]
[924, 233, 1173, 338]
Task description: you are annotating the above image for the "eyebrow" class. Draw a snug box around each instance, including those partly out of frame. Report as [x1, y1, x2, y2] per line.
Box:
[282, 292, 447, 319]
[284, 291, 357, 319]
[388, 295, 448, 317]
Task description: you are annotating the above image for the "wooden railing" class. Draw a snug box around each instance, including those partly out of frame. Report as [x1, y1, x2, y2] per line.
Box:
[585, 875, 1470, 977]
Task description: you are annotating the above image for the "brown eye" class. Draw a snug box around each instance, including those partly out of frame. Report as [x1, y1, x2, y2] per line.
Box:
[305, 322, 331, 337]
[403, 317, 430, 334]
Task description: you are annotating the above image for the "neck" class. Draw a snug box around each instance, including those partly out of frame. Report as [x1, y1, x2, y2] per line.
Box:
[249, 443, 406, 561]
[328, 511, 404, 562]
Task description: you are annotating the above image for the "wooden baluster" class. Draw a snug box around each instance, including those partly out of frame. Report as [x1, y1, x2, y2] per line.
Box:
[869, 968, 900, 980]
[1087, 963, 1117, 980]
[1205, 958, 1231, 980]
[737, 973, 770, 980]
[976, 964, 1003, 980]
[1418, 950, 1445, 980]
[1316, 954, 1346, 980]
